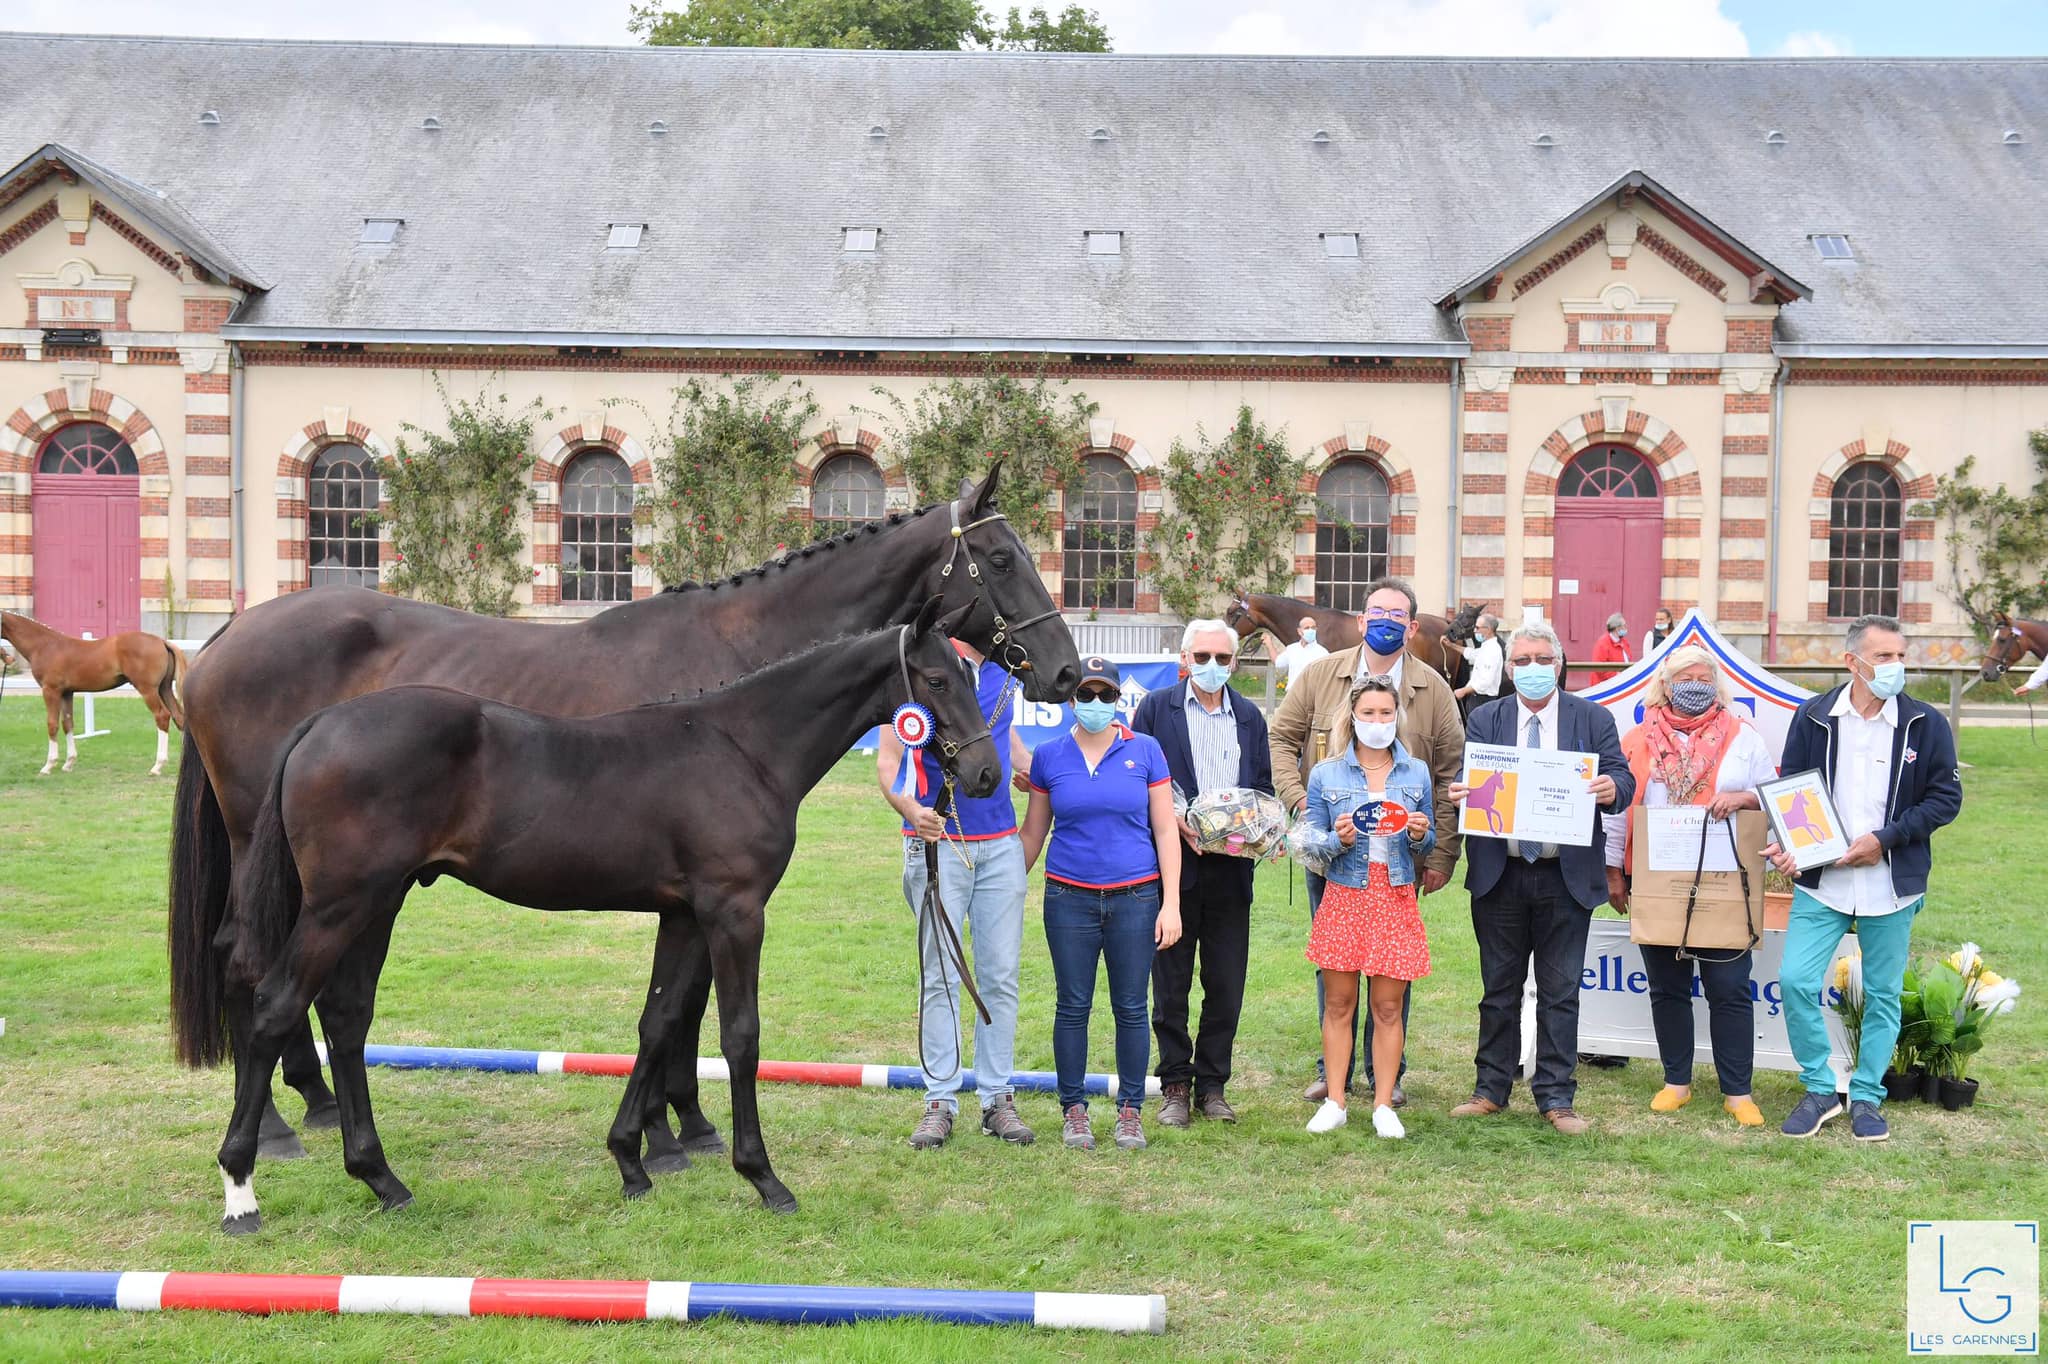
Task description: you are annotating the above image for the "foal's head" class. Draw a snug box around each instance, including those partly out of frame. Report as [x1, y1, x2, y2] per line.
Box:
[901, 597, 1004, 800]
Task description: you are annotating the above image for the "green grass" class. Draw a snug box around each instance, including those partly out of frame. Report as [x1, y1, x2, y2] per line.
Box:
[1, 699, 2044, 1362]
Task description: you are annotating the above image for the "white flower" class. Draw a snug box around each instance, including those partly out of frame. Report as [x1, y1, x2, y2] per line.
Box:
[1975, 979, 2022, 1015]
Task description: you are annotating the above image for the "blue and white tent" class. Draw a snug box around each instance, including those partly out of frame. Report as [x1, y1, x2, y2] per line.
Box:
[1576, 609, 1814, 763]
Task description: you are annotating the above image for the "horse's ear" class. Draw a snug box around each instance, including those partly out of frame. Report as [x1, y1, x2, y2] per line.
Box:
[913, 594, 946, 637]
[970, 458, 1003, 516]
[937, 600, 977, 639]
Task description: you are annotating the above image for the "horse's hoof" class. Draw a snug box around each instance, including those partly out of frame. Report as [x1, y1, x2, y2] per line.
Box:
[257, 1131, 308, 1162]
[643, 1150, 692, 1176]
[622, 1178, 655, 1201]
[36, 767, 50, 777]
[761, 1190, 799, 1216]
[60, 762, 74, 773]
[377, 1190, 414, 1214]
[301, 1100, 342, 1131]
[147, 766, 165, 778]
[221, 1211, 262, 1236]
[680, 1129, 728, 1156]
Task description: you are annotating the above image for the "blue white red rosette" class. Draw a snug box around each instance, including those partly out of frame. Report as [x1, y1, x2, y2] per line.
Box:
[891, 702, 935, 750]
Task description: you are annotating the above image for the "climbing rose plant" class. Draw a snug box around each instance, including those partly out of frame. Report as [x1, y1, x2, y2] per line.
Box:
[1915, 431, 2048, 629]
[378, 377, 554, 616]
[620, 373, 820, 586]
[1145, 405, 1314, 621]
[864, 358, 1096, 543]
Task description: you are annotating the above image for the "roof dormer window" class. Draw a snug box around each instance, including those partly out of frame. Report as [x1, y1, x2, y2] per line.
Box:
[606, 222, 645, 251]
[1087, 230, 1122, 256]
[359, 218, 402, 246]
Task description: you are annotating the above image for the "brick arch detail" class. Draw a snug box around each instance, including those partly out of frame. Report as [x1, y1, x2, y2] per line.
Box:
[1805, 437, 1937, 626]
[532, 424, 654, 606]
[1, 390, 170, 616]
[1518, 408, 1703, 620]
[1296, 433, 1419, 599]
[275, 421, 394, 597]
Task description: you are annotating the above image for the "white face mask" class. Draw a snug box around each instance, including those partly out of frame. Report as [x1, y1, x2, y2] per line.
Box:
[1357, 720, 1397, 750]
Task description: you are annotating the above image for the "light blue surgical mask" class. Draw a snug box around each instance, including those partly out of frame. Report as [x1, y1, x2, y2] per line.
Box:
[1860, 658, 1907, 700]
[1073, 699, 1118, 733]
[1512, 663, 1558, 702]
[1191, 661, 1232, 693]
[1300, 628, 1316, 645]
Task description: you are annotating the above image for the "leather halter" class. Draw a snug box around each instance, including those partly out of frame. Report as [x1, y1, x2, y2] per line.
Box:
[941, 498, 1061, 674]
[897, 623, 991, 764]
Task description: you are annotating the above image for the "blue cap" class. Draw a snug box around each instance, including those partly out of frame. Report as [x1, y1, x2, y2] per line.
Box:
[1078, 655, 1121, 689]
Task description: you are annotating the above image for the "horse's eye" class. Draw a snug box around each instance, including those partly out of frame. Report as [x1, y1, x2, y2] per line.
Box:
[988, 552, 1011, 572]
[925, 672, 948, 692]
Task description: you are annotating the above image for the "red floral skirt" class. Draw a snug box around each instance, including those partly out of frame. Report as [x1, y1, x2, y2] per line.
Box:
[1306, 864, 1431, 980]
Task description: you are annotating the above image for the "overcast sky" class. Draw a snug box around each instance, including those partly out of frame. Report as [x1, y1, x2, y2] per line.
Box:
[7, 0, 2046, 56]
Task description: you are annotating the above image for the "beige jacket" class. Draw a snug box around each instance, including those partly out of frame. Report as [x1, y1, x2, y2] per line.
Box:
[1269, 647, 1465, 880]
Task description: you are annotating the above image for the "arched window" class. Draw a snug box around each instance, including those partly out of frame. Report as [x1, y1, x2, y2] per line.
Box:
[37, 422, 138, 475]
[1062, 454, 1137, 611]
[306, 443, 381, 589]
[1828, 461, 1901, 619]
[810, 452, 885, 538]
[560, 450, 635, 602]
[1314, 459, 1390, 611]
[1556, 445, 1659, 499]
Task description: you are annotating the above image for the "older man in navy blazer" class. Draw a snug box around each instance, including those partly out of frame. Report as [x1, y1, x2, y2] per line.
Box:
[1448, 620, 1633, 1135]
[1131, 618, 1273, 1126]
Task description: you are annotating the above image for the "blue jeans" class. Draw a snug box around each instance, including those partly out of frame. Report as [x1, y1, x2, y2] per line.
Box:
[1780, 887, 1921, 1107]
[902, 833, 1026, 1111]
[1043, 879, 1158, 1111]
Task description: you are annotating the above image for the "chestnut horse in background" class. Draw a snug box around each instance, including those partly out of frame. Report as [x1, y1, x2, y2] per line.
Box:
[1981, 611, 2048, 684]
[0, 611, 186, 776]
[1225, 592, 1483, 687]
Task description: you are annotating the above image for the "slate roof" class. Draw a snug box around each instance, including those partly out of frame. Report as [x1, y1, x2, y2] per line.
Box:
[1, 33, 2044, 355]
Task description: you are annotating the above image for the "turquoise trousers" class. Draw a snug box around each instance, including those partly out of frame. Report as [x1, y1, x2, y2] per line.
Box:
[1779, 887, 1922, 1106]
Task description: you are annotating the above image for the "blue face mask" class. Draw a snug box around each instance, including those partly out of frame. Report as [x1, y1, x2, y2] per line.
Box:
[1073, 699, 1119, 733]
[1512, 663, 1558, 702]
[1300, 628, 1316, 645]
[1191, 661, 1233, 693]
[1862, 659, 1907, 700]
[1364, 619, 1408, 657]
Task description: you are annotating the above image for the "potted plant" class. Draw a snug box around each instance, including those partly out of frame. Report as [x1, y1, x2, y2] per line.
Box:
[1762, 868, 1794, 932]
[1919, 944, 2023, 1111]
[1890, 961, 1931, 1102]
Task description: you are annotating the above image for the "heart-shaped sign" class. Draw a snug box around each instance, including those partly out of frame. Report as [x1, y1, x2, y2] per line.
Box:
[1352, 799, 1410, 836]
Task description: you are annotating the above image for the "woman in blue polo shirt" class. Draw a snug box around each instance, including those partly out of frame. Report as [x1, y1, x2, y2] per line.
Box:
[1021, 657, 1182, 1153]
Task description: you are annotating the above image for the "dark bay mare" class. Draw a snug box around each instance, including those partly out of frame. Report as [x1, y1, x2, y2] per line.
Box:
[170, 464, 1079, 1162]
[1224, 592, 1483, 686]
[192, 602, 1001, 1233]
[1981, 611, 2048, 682]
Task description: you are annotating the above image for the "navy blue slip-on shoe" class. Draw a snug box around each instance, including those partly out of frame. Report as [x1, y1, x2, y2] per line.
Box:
[1850, 1100, 1890, 1142]
[1781, 1091, 1845, 1138]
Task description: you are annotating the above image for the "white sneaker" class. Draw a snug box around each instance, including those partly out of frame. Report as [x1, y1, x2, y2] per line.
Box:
[1372, 1104, 1406, 1139]
[1306, 1099, 1349, 1134]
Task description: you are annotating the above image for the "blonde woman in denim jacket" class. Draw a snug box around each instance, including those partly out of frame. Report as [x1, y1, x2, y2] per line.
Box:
[1297, 675, 1436, 1139]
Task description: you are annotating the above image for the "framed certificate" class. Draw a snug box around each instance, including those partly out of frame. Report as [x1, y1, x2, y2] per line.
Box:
[1756, 768, 1850, 871]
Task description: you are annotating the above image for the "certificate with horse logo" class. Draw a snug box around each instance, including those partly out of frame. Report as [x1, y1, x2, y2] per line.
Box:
[1459, 742, 1600, 848]
[1756, 768, 1850, 871]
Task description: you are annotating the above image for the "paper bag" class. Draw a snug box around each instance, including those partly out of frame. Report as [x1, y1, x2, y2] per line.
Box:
[1627, 807, 1767, 952]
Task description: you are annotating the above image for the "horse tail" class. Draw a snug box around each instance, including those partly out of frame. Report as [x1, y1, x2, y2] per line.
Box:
[158, 643, 187, 729]
[169, 726, 233, 1067]
[225, 716, 316, 1005]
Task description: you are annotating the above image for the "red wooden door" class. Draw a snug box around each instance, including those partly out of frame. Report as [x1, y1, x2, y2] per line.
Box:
[30, 423, 143, 639]
[1551, 445, 1663, 665]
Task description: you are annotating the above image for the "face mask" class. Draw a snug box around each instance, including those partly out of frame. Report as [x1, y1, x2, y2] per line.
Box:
[1073, 699, 1118, 733]
[1191, 661, 1233, 693]
[1363, 619, 1407, 657]
[1512, 663, 1557, 702]
[1300, 629, 1316, 645]
[1356, 720, 1397, 750]
[1612, 628, 1628, 640]
[1859, 659, 1907, 699]
[1668, 680, 1717, 716]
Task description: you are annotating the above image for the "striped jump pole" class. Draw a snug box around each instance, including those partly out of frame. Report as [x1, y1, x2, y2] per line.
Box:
[0, 1270, 1165, 1334]
[324, 1043, 1164, 1098]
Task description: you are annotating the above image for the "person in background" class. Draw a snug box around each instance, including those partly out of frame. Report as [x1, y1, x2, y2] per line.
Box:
[1268, 576, 1463, 1108]
[1132, 620, 1273, 1127]
[1646, 608, 1678, 653]
[1455, 613, 1504, 725]
[1589, 612, 1632, 685]
[1770, 615, 1962, 1144]
[1604, 646, 1779, 1127]
[1449, 620, 1633, 1135]
[1298, 675, 1435, 1139]
[1274, 616, 1328, 693]
[1021, 656, 1183, 1153]
[2013, 650, 2048, 696]
[878, 636, 1038, 1152]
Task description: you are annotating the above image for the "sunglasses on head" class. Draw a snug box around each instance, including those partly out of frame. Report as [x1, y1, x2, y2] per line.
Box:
[1189, 651, 1235, 666]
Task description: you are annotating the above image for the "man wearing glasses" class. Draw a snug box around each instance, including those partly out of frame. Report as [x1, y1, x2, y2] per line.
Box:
[1270, 577, 1465, 1106]
[1449, 620, 1633, 1135]
[1131, 620, 1275, 1126]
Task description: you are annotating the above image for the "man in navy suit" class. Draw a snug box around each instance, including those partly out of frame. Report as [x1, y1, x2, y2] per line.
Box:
[1131, 618, 1274, 1126]
[1448, 620, 1634, 1135]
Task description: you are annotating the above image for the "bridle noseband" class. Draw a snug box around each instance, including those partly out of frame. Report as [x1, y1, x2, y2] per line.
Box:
[941, 499, 1062, 676]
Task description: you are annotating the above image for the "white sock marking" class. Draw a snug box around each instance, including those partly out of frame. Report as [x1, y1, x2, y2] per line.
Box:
[220, 1164, 259, 1219]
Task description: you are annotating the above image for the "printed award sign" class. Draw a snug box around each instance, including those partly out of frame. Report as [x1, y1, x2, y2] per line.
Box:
[1459, 743, 1600, 848]
[1756, 768, 1850, 871]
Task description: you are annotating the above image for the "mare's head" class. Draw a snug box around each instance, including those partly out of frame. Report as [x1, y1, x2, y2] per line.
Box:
[940, 462, 1081, 703]
[1445, 601, 1485, 645]
[902, 597, 1004, 799]
[1222, 593, 1259, 641]
[1982, 610, 2031, 681]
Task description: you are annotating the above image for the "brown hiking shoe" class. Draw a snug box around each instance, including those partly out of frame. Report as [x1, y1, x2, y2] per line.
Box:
[980, 1095, 1035, 1145]
[1061, 1103, 1095, 1150]
[1450, 1095, 1505, 1117]
[907, 1100, 954, 1149]
[1114, 1104, 1147, 1151]
[1303, 1077, 1329, 1103]
[1196, 1091, 1238, 1123]
[1542, 1108, 1591, 1136]
[1157, 1082, 1193, 1128]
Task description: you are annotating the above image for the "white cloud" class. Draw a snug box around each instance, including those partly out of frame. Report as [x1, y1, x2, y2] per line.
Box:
[1346, 0, 1750, 58]
[1206, 10, 1317, 54]
[1776, 30, 1852, 58]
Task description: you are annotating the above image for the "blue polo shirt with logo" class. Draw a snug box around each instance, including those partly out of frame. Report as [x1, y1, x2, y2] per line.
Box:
[899, 653, 1017, 840]
[1028, 724, 1172, 889]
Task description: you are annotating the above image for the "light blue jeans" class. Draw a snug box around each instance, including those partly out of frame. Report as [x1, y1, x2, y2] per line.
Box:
[1780, 887, 1922, 1106]
[902, 833, 1026, 1110]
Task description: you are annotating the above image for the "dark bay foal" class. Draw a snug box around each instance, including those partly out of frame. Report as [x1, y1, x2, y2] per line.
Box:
[194, 602, 999, 1234]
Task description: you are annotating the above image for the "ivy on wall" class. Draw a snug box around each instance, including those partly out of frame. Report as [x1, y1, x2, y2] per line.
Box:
[864, 357, 1096, 543]
[618, 374, 820, 586]
[1916, 431, 2048, 627]
[1143, 405, 1314, 621]
[378, 377, 554, 616]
